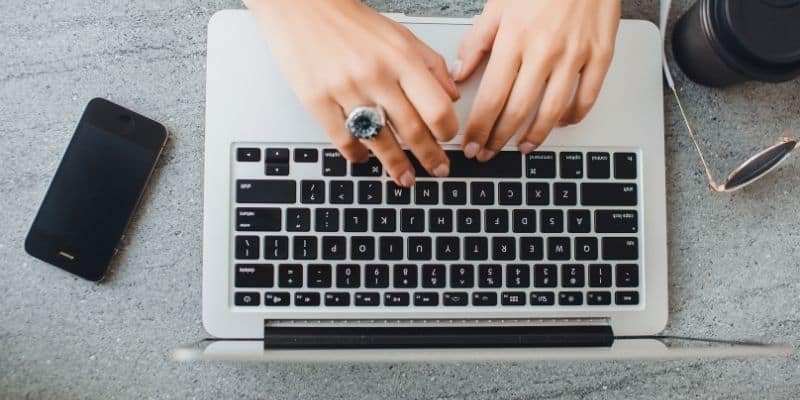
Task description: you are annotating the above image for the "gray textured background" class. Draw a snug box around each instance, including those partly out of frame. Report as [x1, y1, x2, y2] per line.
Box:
[1, 0, 799, 399]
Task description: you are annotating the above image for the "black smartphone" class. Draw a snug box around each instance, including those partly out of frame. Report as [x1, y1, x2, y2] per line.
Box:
[25, 98, 168, 281]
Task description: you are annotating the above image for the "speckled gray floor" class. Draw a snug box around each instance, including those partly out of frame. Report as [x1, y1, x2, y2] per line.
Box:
[1, 0, 799, 399]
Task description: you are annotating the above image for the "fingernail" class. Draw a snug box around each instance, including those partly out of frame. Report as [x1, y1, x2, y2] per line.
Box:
[432, 163, 450, 177]
[477, 149, 495, 162]
[450, 59, 463, 81]
[463, 142, 480, 159]
[400, 170, 415, 187]
[519, 142, 537, 154]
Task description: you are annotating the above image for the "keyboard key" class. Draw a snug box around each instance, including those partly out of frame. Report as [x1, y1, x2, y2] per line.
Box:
[492, 237, 515, 260]
[300, 180, 324, 204]
[526, 182, 550, 205]
[322, 149, 346, 176]
[561, 264, 585, 288]
[574, 237, 598, 260]
[615, 291, 640, 305]
[560, 152, 584, 178]
[443, 182, 467, 205]
[235, 264, 274, 288]
[387, 182, 411, 205]
[379, 237, 403, 260]
[235, 236, 259, 259]
[325, 292, 350, 306]
[265, 163, 289, 176]
[485, 210, 508, 233]
[589, 264, 612, 287]
[512, 210, 536, 233]
[329, 181, 354, 204]
[553, 182, 577, 206]
[478, 264, 502, 288]
[534, 264, 557, 287]
[278, 264, 302, 288]
[292, 236, 317, 260]
[616, 264, 639, 287]
[294, 148, 318, 163]
[264, 236, 288, 260]
[414, 181, 439, 205]
[506, 264, 530, 288]
[315, 208, 339, 232]
[351, 157, 382, 176]
[547, 237, 570, 260]
[322, 236, 346, 260]
[295, 292, 321, 306]
[237, 180, 296, 204]
[436, 237, 460, 260]
[235, 292, 259, 306]
[472, 292, 498, 306]
[530, 291, 555, 306]
[443, 292, 469, 306]
[567, 210, 591, 233]
[470, 182, 494, 205]
[581, 183, 637, 206]
[587, 152, 611, 179]
[414, 292, 439, 306]
[587, 291, 612, 305]
[519, 237, 544, 260]
[408, 237, 432, 261]
[372, 209, 396, 232]
[450, 264, 474, 288]
[540, 210, 563, 233]
[350, 237, 374, 260]
[410, 150, 521, 178]
[237, 148, 260, 162]
[264, 292, 290, 306]
[266, 148, 289, 163]
[384, 292, 410, 306]
[286, 208, 311, 232]
[526, 152, 556, 178]
[307, 264, 332, 288]
[457, 209, 481, 233]
[595, 210, 638, 233]
[355, 292, 380, 306]
[559, 291, 584, 305]
[344, 209, 368, 232]
[357, 181, 382, 204]
[393, 264, 418, 288]
[464, 237, 488, 261]
[336, 264, 361, 288]
[401, 209, 425, 233]
[428, 209, 452, 233]
[498, 182, 522, 205]
[365, 264, 389, 288]
[421, 264, 446, 288]
[501, 292, 526, 306]
[602, 237, 638, 260]
[614, 152, 637, 179]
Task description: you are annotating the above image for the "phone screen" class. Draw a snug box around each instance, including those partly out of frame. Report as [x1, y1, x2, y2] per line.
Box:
[25, 98, 167, 281]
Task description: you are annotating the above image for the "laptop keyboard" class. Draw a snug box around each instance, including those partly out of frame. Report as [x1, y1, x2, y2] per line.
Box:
[231, 144, 642, 312]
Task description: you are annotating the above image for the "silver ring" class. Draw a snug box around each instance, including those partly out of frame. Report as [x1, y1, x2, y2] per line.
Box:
[345, 105, 386, 140]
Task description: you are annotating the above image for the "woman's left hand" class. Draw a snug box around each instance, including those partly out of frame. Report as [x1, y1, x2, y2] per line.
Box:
[453, 0, 621, 161]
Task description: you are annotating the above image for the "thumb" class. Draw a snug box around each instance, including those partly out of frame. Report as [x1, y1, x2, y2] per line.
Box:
[452, 4, 502, 82]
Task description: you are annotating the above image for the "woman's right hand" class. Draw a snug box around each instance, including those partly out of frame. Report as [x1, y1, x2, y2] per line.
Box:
[245, 0, 460, 187]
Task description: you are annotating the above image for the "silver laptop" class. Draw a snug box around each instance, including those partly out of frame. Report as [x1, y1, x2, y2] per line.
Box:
[173, 10, 789, 362]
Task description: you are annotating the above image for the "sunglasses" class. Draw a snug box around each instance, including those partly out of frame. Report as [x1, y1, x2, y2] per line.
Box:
[660, 0, 799, 192]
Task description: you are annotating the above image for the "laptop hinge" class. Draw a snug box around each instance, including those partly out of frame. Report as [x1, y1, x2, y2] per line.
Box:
[263, 319, 614, 349]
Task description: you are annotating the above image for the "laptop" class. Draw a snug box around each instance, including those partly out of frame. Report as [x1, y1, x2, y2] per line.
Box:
[173, 10, 789, 362]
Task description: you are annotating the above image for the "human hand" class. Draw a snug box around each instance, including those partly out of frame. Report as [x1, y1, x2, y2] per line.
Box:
[453, 0, 621, 161]
[245, 0, 460, 186]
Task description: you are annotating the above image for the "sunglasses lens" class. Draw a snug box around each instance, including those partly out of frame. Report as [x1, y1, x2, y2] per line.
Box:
[723, 140, 797, 191]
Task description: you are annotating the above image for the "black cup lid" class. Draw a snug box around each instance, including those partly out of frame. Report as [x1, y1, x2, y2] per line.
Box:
[717, 0, 800, 66]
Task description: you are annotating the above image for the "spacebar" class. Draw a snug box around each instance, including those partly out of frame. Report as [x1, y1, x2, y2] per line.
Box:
[405, 150, 522, 178]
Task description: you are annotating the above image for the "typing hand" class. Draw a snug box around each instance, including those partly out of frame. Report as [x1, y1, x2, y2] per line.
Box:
[245, 0, 460, 187]
[453, 0, 621, 161]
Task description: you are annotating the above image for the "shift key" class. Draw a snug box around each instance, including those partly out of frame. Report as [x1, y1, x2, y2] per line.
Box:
[237, 180, 296, 204]
[581, 183, 637, 206]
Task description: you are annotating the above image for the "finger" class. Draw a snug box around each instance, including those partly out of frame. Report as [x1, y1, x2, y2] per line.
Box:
[397, 63, 460, 143]
[453, 2, 502, 82]
[414, 40, 460, 100]
[373, 84, 451, 177]
[559, 50, 614, 125]
[519, 61, 583, 149]
[312, 97, 370, 163]
[461, 31, 522, 161]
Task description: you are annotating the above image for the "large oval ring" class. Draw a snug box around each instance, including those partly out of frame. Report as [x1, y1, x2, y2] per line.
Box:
[345, 105, 386, 140]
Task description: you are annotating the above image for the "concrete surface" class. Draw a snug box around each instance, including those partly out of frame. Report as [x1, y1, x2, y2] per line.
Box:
[1, 0, 799, 399]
